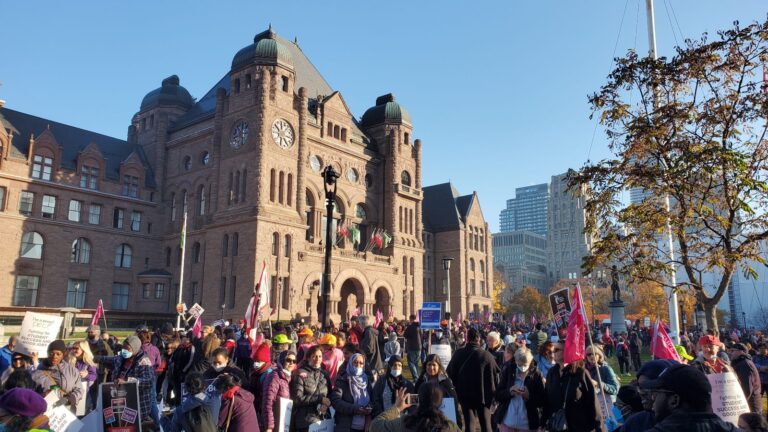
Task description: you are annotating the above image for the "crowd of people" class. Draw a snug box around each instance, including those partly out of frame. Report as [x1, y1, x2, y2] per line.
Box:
[0, 315, 765, 431]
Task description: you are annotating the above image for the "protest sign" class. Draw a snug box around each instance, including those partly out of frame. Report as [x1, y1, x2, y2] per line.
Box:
[16, 312, 63, 358]
[430, 344, 452, 370]
[308, 419, 334, 432]
[188, 303, 205, 318]
[48, 405, 84, 432]
[420, 302, 442, 330]
[99, 381, 142, 432]
[707, 372, 749, 425]
[440, 397, 457, 423]
[548, 288, 571, 335]
[181, 378, 215, 400]
[75, 381, 88, 416]
[492, 312, 501, 322]
[278, 397, 293, 432]
[211, 319, 226, 328]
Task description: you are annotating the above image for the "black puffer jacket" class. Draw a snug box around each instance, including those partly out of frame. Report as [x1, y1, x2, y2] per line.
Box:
[289, 362, 332, 430]
[645, 411, 739, 432]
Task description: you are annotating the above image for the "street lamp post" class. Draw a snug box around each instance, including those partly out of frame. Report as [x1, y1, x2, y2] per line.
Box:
[442, 257, 453, 317]
[220, 304, 225, 320]
[742, 311, 747, 331]
[277, 277, 283, 322]
[321, 166, 339, 330]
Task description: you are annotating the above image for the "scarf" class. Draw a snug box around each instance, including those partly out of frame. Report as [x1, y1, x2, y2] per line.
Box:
[345, 354, 369, 406]
[222, 385, 240, 400]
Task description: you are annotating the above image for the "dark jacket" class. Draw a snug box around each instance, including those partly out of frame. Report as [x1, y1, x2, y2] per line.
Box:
[446, 342, 500, 407]
[487, 344, 505, 369]
[494, 362, 546, 429]
[289, 363, 332, 429]
[618, 410, 654, 432]
[331, 370, 375, 432]
[98, 351, 155, 419]
[645, 411, 739, 432]
[371, 373, 414, 418]
[218, 387, 260, 432]
[414, 373, 464, 430]
[203, 362, 248, 388]
[543, 363, 605, 432]
[730, 352, 762, 413]
[165, 387, 222, 432]
[404, 322, 421, 352]
[362, 326, 384, 372]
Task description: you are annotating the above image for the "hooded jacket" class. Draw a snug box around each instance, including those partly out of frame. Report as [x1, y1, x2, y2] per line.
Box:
[289, 362, 332, 429]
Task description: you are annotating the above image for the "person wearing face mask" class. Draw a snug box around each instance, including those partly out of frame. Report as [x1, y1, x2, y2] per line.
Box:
[262, 350, 297, 432]
[331, 353, 373, 432]
[495, 347, 546, 431]
[85, 324, 112, 409]
[249, 341, 273, 427]
[371, 355, 415, 417]
[535, 341, 556, 379]
[204, 348, 247, 385]
[692, 334, 733, 375]
[31, 339, 84, 411]
[95, 335, 158, 427]
[383, 332, 401, 361]
[290, 345, 332, 432]
[319, 333, 345, 385]
[415, 354, 464, 430]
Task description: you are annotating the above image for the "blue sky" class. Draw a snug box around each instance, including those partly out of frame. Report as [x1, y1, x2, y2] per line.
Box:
[1, 1, 765, 232]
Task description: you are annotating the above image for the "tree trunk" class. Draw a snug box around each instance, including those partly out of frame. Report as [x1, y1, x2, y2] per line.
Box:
[703, 301, 719, 337]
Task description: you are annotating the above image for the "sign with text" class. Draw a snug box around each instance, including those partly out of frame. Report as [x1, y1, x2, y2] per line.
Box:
[492, 312, 501, 322]
[16, 312, 63, 358]
[707, 372, 749, 425]
[99, 381, 142, 432]
[48, 405, 84, 432]
[430, 344, 452, 370]
[420, 302, 442, 330]
[548, 288, 572, 335]
[278, 397, 293, 432]
[188, 303, 205, 318]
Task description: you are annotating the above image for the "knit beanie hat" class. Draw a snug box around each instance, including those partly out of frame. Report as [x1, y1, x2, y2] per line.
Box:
[124, 335, 142, 354]
[0, 388, 47, 417]
[251, 342, 272, 363]
[47, 339, 67, 354]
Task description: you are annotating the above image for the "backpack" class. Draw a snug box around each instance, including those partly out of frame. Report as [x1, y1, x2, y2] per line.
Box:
[181, 404, 218, 432]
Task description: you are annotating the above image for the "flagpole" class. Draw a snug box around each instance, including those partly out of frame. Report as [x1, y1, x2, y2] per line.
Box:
[100, 300, 109, 335]
[577, 284, 615, 423]
[176, 212, 188, 331]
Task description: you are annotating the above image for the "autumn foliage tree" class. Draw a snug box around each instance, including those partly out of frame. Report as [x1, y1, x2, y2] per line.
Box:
[571, 19, 768, 333]
[506, 287, 549, 320]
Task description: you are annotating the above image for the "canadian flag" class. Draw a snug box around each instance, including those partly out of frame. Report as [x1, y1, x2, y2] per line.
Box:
[650, 318, 681, 361]
[244, 261, 270, 331]
[91, 299, 105, 326]
[564, 285, 587, 364]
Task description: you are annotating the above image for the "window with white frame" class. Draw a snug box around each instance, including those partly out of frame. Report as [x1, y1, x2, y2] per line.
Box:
[155, 283, 165, 299]
[31, 154, 53, 180]
[13, 275, 39, 306]
[89, 204, 101, 225]
[66, 279, 87, 308]
[20, 232, 43, 259]
[130, 211, 141, 232]
[113, 208, 124, 229]
[18, 191, 34, 216]
[71, 237, 91, 264]
[80, 165, 99, 189]
[111, 283, 129, 310]
[122, 175, 139, 198]
[115, 244, 132, 268]
[68, 200, 81, 222]
[42, 195, 56, 218]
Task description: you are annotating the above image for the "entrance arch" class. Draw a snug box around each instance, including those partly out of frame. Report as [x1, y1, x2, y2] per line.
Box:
[374, 286, 391, 317]
[338, 279, 365, 320]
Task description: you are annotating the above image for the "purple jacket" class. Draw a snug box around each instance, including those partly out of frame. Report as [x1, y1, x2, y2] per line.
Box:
[261, 368, 291, 429]
[74, 359, 97, 383]
[219, 387, 260, 432]
[142, 342, 161, 371]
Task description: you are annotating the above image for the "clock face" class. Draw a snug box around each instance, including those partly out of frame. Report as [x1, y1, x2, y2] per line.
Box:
[272, 118, 295, 149]
[230, 121, 249, 149]
[309, 155, 322, 172]
[347, 168, 358, 183]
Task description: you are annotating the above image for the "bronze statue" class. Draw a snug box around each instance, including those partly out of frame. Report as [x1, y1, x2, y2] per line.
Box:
[611, 265, 621, 302]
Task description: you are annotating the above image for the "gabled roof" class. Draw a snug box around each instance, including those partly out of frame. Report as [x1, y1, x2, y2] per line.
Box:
[0, 107, 156, 187]
[455, 194, 475, 219]
[423, 182, 465, 233]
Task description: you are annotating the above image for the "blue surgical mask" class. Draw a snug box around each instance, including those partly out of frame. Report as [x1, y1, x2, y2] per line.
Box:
[353, 367, 364, 376]
[120, 349, 133, 359]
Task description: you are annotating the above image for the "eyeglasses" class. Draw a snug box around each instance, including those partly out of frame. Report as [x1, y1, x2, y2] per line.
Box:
[586, 353, 595, 357]
[285, 358, 296, 364]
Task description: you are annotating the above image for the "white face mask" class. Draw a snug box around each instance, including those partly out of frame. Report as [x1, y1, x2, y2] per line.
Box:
[436, 332, 443, 339]
[352, 367, 364, 376]
[390, 369, 402, 378]
[213, 364, 225, 372]
[254, 361, 265, 370]
[518, 365, 529, 373]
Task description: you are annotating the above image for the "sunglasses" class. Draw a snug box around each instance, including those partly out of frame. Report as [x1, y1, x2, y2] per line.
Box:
[284, 358, 297, 364]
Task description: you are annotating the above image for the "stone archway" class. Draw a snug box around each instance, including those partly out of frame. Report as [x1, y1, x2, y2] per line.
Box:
[338, 279, 365, 321]
[374, 286, 391, 318]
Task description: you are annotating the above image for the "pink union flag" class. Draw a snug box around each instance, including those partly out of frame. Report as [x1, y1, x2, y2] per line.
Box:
[564, 285, 587, 364]
[650, 318, 681, 361]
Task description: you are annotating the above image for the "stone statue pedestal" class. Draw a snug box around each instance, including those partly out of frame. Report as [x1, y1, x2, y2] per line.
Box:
[609, 300, 627, 335]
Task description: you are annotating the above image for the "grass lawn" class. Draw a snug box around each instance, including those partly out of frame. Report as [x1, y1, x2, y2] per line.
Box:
[604, 347, 654, 385]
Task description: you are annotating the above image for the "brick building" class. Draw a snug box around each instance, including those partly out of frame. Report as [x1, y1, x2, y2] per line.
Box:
[0, 28, 492, 326]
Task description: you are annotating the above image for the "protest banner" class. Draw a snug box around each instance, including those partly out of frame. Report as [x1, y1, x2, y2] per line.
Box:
[430, 344, 452, 371]
[707, 372, 749, 425]
[278, 397, 293, 432]
[48, 405, 84, 432]
[440, 397, 457, 423]
[99, 381, 142, 432]
[548, 288, 571, 335]
[16, 312, 63, 358]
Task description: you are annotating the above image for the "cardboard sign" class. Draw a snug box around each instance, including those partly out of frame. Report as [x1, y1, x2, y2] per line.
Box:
[48, 405, 84, 432]
[430, 344, 452, 370]
[308, 419, 334, 432]
[188, 303, 205, 318]
[278, 397, 293, 432]
[548, 288, 572, 334]
[420, 302, 442, 330]
[492, 312, 501, 322]
[707, 372, 749, 425]
[440, 397, 457, 423]
[99, 381, 142, 432]
[211, 319, 226, 328]
[16, 312, 63, 358]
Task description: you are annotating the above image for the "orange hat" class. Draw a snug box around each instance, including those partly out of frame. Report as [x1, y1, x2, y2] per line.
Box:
[297, 327, 314, 337]
[319, 333, 336, 346]
[440, 320, 449, 326]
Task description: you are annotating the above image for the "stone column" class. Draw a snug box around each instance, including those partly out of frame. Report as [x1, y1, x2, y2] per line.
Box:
[296, 87, 308, 218]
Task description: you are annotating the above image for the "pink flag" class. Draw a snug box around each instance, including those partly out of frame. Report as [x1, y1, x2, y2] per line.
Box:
[650, 319, 681, 361]
[564, 285, 587, 364]
[193, 315, 202, 338]
[531, 314, 537, 327]
[511, 314, 517, 325]
[352, 307, 361, 317]
[91, 299, 105, 326]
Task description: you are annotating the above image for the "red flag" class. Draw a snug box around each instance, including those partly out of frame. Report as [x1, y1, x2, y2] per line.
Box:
[564, 285, 587, 364]
[193, 315, 202, 338]
[91, 299, 105, 326]
[603, 325, 610, 340]
[650, 318, 681, 361]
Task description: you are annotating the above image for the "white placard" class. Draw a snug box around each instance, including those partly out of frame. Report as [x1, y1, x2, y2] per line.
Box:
[189, 303, 205, 318]
[308, 419, 334, 432]
[278, 397, 293, 432]
[707, 372, 749, 425]
[44, 391, 61, 416]
[75, 381, 88, 416]
[440, 397, 457, 423]
[16, 312, 63, 358]
[48, 405, 84, 432]
[430, 344, 452, 369]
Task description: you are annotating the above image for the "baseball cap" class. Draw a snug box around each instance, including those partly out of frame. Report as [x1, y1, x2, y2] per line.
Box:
[644, 364, 711, 405]
[273, 334, 291, 345]
[637, 359, 678, 380]
[675, 345, 694, 361]
[297, 327, 314, 337]
[319, 333, 336, 346]
[698, 334, 721, 346]
[728, 342, 748, 352]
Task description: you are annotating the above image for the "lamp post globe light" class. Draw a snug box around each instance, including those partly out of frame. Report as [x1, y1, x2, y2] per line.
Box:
[442, 257, 453, 317]
[321, 165, 339, 330]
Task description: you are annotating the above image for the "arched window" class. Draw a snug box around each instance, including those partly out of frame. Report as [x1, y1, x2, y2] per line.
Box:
[403, 257, 408, 285]
[170, 193, 177, 221]
[400, 170, 411, 187]
[270, 169, 276, 202]
[197, 185, 206, 216]
[305, 189, 315, 207]
[222, 234, 229, 258]
[355, 204, 367, 220]
[20, 232, 43, 259]
[71, 237, 91, 264]
[272, 232, 279, 256]
[193, 242, 201, 264]
[278, 171, 285, 204]
[232, 233, 239, 256]
[115, 244, 133, 268]
[183, 156, 192, 171]
[181, 190, 188, 215]
[284, 234, 291, 258]
[469, 258, 475, 272]
[287, 173, 293, 207]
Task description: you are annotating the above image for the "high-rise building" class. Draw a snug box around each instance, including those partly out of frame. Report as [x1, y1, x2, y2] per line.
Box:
[492, 231, 547, 293]
[547, 171, 592, 282]
[498, 183, 549, 236]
